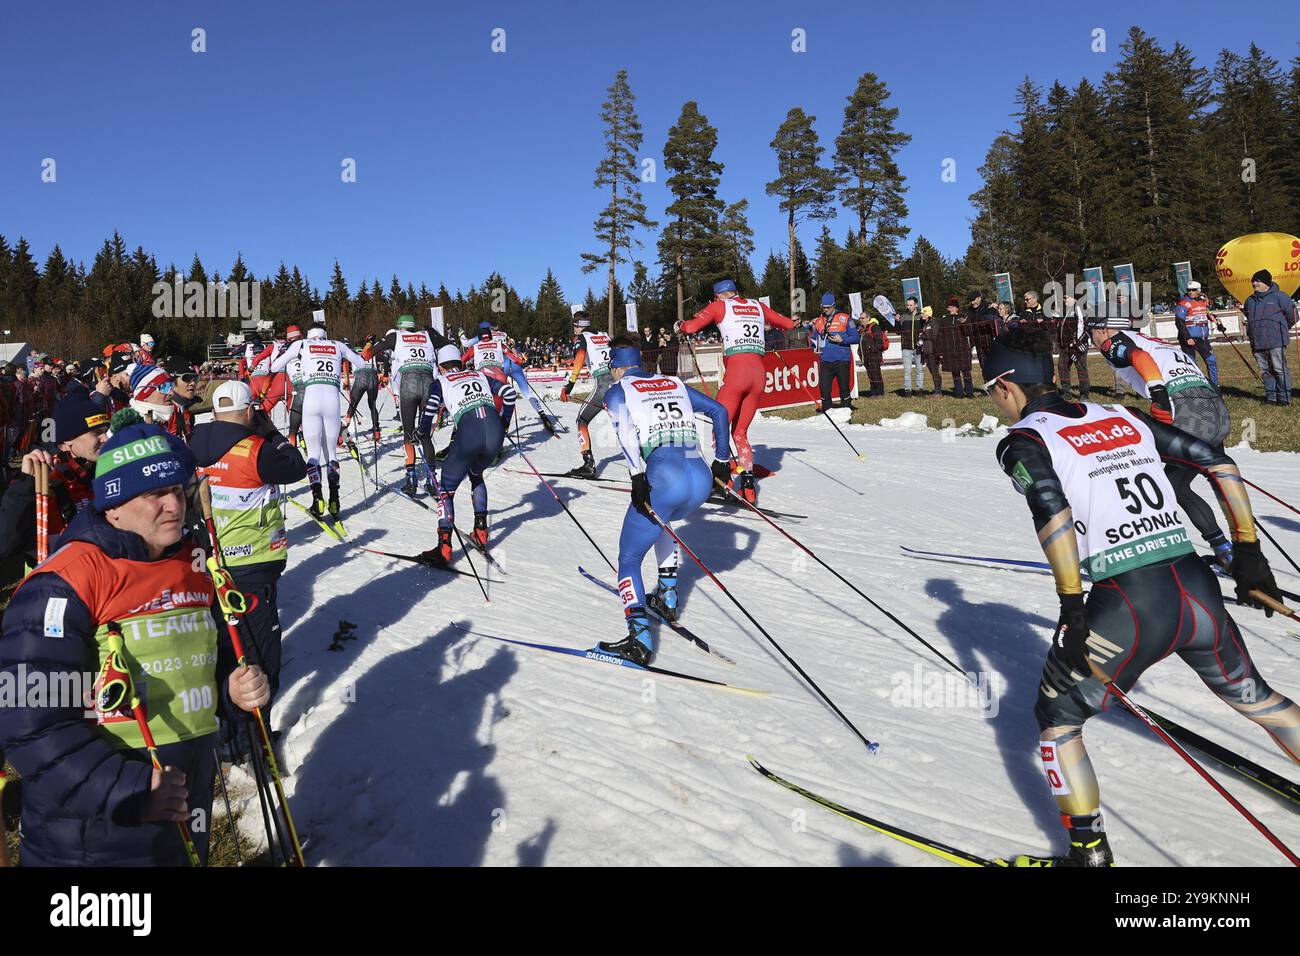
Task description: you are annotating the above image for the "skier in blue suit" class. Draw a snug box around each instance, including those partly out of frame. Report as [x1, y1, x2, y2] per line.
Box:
[597, 334, 732, 665]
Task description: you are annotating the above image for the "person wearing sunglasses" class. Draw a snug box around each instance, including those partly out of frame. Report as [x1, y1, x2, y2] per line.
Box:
[983, 327, 1294, 867]
[162, 355, 202, 442]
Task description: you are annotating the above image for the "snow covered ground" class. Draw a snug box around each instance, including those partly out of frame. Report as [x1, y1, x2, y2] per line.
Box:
[231, 389, 1300, 866]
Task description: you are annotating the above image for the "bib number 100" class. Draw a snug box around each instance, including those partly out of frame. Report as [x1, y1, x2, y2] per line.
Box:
[178, 685, 214, 714]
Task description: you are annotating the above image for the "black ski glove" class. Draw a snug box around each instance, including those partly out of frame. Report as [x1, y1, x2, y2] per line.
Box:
[631, 472, 652, 518]
[1232, 540, 1282, 617]
[1056, 593, 1092, 679]
[1147, 383, 1174, 425]
[711, 458, 732, 489]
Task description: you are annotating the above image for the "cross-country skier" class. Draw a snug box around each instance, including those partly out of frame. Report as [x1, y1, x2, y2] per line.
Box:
[561, 310, 613, 477]
[416, 345, 516, 566]
[471, 321, 557, 434]
[983, 326, 1299, 867]
[677, 278, 794, 504]
[248, 325, 300, 423]
[1084, 311, 1233, 567]
[343, 334, 382, 442]
[596, 334, 732, 665]
[270, 326, 366, 518]
[374, 314, 451, 497]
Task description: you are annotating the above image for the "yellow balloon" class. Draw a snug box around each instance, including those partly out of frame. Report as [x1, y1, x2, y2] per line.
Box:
[1214, 232, 1300, 303]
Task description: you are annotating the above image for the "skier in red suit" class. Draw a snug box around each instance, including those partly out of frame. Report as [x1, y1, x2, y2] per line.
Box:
[677, 279, 793, 503]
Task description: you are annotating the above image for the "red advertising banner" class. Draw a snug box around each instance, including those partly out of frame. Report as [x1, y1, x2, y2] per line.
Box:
[751, 348, 853, 410]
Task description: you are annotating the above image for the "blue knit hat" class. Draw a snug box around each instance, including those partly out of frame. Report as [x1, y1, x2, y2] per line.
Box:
[93, 423, 195, 511]
[54, 393, 110, 443]
[713, 279, 738, 295]
[821, 293, 836, 307]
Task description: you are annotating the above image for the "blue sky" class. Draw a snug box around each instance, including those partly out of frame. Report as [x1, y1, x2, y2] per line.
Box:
[2, 1, 1295, 302]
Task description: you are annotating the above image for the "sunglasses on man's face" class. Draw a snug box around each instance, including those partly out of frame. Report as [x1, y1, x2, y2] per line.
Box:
[175, 373, 198, 384]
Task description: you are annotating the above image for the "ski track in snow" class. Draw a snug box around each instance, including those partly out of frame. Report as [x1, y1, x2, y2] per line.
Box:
[246, 391, 1300, 866]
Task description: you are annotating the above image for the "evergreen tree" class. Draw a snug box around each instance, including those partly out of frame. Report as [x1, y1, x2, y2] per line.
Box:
[1207, 45, 1290, 238]
[4, 237, 39, 328]
[897, 236, 949, 310]
[766, 107, 839, 315]
[757, 252, 788, 306]
[534, 269, 570, 341]
[581, 70, 657, 333]
[1104, 28, 1214, 294]
[719, 199, 756, 285]
[658, 101, 729, 323]
[968, 133, 1018, 278]
[833, 72, 911, 262]
[626, 261, 662, 334]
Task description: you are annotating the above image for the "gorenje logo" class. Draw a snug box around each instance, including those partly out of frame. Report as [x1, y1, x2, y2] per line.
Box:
[628, 377, 677, 393]
[50, 886, 152, 936]
[1057, 417, 1141, 454]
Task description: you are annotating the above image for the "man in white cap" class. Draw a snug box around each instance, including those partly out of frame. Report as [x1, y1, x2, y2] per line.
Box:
[136, 333, 156, 366]
[1174, 280, 1217, 386]
[190, 380, 306, 761]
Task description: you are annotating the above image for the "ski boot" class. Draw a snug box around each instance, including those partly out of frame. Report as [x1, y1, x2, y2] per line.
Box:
[328, 477, 341, 519]
[540, 413, 557, 436]
[566, 451, 597, 479]
[417, 526, 455, 568]
[597, 608, 653, 666]
[646, 566, 679, 622]
[1011, 815, 1115, 868]
[434, 445, 450, 463]
[736, 469, 758, 506]
[308, 482, 326, 518]
[402, 465, 419, 497]
[424, 474, 438, 499]
[471, 512, 489, 553]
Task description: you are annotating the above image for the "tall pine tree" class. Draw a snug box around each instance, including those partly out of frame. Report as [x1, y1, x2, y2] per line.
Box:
[581, 70, 657, 333]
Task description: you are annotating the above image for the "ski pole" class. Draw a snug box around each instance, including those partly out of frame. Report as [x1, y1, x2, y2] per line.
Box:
[212, 743, 245, 866]
[34, 460, 49, 563]
[417, 443, 490, 604]
[1251, 591, 1300, 623]
[197, 479, 307, 866]
[100, 622, 202, 866]
[1089, 658, 1300, 866]
[645, 507, 879, 754]
[1256, 521, 1300, 580]
[772, 349, 866, 461]
[1213, 319, 1262, 383]
[683, 336, 716, 399]
[1239, 477, 1300, 521]
[505, 434, 616, 573]
[711, 477, 966, 674]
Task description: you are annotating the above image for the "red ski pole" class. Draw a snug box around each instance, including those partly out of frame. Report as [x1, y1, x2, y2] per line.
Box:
[1091, 661, 1299, 866]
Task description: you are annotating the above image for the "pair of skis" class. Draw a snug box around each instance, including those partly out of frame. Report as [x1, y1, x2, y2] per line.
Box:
[449, 621, 766, 697]
[286, 497, 347, 542]
[749, 757, 1009, 866]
